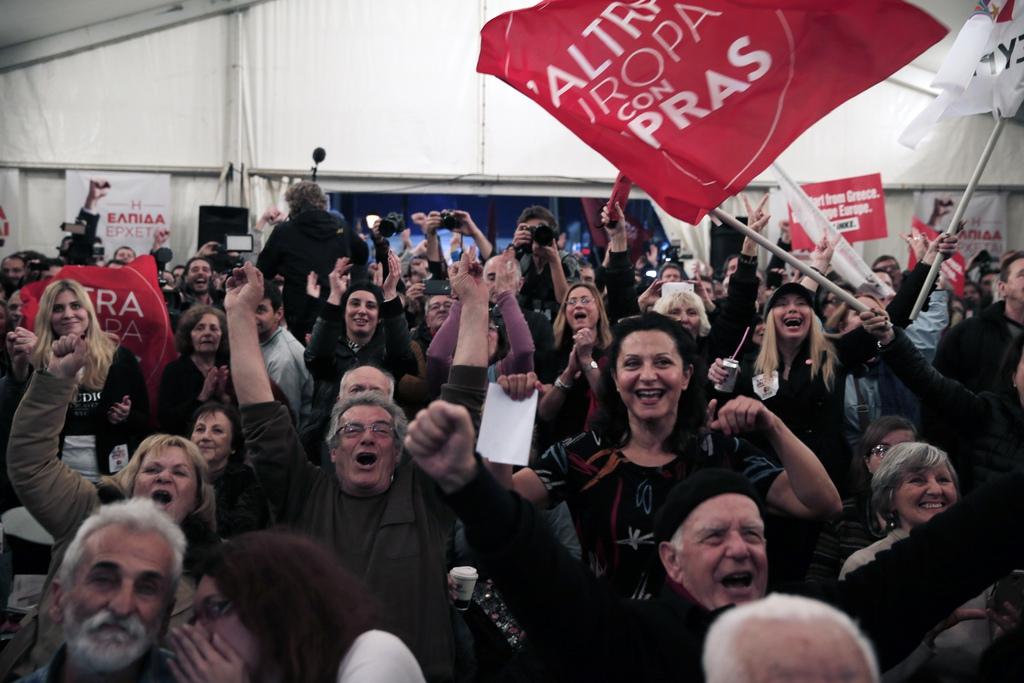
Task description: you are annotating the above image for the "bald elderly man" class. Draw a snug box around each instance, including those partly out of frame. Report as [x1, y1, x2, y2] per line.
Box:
[404, 400, 1024, 683]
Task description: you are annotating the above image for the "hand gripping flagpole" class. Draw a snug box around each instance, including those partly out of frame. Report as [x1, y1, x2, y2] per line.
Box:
[710, 208, 869, 314]
[909, 116, 1007, 321]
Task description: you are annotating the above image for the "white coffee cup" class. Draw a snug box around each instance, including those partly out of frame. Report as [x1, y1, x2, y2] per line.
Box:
[449, 566, 479, 611]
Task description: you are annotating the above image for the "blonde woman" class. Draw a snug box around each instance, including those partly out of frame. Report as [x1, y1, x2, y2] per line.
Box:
[26, 279, 149, 481]
[0, 332, 219, 679]
[653, 289, 711, 349]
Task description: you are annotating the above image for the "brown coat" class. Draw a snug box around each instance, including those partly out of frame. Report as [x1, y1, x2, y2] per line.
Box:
[243, 365, 487, 683]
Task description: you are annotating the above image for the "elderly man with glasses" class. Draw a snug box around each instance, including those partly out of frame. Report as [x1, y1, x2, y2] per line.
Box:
[225, 261, 488, 683]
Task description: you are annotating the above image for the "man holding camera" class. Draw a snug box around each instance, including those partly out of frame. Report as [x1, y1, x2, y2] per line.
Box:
[257, 181, 366, 342]
[512, 206, 578, 320]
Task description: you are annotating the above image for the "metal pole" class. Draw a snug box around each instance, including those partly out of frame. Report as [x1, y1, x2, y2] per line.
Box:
[909, 116, 1007, 320]
[711, 208, 869, 313]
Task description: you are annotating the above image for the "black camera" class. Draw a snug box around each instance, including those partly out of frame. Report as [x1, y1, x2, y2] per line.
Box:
[378, 212, 405, 238]
[208, 244, 243, 273]
[532, 223, 556, 247]
[440, 211, 461, 231]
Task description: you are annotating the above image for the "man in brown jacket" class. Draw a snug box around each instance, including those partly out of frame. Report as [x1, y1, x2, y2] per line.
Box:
[227, 260, 489, 682]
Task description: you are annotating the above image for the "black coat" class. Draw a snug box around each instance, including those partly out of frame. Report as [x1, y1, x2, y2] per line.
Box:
[881, 328, 1024, 490]
[256, 209, 365, 340]
[934, 300, 1019, 394]
[448, 465, 1024, 682]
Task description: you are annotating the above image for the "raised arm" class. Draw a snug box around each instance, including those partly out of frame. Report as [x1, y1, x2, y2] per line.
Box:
[861, 309, 989, 427]
[426, 300, 461, 395]
[379, 250, 417, 379]
[303, 258, 349, 381]
[600, 203, 639, 323]
[710, 396, 842, 519]
[227, 263, 321, 520]
[494, 291, 535, 375]
[9, 336, 100, 543]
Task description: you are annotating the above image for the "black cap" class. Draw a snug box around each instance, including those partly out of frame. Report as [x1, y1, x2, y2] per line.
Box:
[764, 282, 814, 318]
[653, 469, 764, 543]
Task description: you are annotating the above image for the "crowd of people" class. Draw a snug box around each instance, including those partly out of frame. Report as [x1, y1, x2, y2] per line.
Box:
[0, 177, 1020, 682]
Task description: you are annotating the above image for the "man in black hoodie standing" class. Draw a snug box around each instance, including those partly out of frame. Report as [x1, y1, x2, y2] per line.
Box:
[257, 181, 366, 341]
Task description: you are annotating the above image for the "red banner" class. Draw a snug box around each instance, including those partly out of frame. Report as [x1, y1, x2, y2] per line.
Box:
[908, 217, 966, 297]
[789, 173, 888, 250]
[19, 256, 178, 413]
[478, 1, 944, 223]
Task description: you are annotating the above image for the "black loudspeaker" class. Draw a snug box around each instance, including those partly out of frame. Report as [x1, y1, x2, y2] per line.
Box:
[709, 219, 746, 279]
[198, 206, 249, 247]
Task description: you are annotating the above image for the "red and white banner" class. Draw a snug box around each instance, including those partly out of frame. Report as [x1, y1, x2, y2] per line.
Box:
[908, 217, 966, 297]
[0, 170, 18, 256]
[477, 0, 945, 222]
[788, 173, 888, 250]
[912, 190, 1008, 266]
[65, 170, 171, 259]
[19, 256, 178, 414]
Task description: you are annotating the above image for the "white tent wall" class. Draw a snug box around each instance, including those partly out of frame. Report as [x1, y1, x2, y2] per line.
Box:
[0, 0, 1022, 270]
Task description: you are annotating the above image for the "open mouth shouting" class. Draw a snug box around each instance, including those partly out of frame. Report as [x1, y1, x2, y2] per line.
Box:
[718, 570, 758, 601]
[354, 451, 379, 468]
[151, 489, 173, 506]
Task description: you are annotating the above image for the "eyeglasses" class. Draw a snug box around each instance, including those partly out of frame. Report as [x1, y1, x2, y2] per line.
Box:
[193, 596, 233, 625]
[339, 421, 395, 439]
[566, 296, 593, 307]
[869, 444, 891, 458]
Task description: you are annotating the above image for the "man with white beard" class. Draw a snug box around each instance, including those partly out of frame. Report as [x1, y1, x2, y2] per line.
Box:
[17, 499, 184, 683]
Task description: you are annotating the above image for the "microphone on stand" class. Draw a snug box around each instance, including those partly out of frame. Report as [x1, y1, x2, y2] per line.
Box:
[311, 147, 326, 181]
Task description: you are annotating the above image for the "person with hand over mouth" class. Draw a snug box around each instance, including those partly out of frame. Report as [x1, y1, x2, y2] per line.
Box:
[0, 332, 218, 680]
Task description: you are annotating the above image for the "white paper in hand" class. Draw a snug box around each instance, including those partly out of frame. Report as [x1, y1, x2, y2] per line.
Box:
[478, 382, 538, 466]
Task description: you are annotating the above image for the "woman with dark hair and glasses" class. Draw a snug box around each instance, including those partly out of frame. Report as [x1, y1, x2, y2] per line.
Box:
[170, 530, 424, 682]
[806, 415, 917, 581]
[503, 312, 841, 599]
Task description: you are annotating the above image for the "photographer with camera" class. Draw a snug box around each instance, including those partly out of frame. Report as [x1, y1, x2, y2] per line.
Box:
[257, 181, 367, 342]
[512, 206, 578, 320]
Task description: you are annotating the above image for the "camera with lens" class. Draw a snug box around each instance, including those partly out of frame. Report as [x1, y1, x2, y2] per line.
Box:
[440, 211, 461, 231]
[532, 223, 556, 247]
[377, 212, 405, 239]
[208, 244, 243, 273]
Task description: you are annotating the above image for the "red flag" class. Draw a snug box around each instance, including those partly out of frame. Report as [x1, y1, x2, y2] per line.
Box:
[20, 256, 179, 415]
[908, 217, 966, 297]
[478, 1, 945, 222]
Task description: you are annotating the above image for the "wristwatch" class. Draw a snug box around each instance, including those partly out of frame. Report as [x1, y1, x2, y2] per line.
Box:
[587, 359, 599, 371]
[554, 377, 573, 391]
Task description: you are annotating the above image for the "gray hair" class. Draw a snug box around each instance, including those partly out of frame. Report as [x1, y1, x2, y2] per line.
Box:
[339, 364, 396, 399]
[870, 442, 959, 525]
[703, 593, 879, 683]
[327, 391, 408, 450]
[653, 290, 711, 337]
[58, 498, 187, 589]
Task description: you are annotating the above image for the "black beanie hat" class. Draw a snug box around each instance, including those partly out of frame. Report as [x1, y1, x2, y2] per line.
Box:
[763, 282, 814, 318]
[653, 469, 764, 543]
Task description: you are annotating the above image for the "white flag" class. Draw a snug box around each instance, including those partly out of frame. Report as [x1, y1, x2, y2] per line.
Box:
[901, 1, 1023, 148]
[772, 164, 894, 301]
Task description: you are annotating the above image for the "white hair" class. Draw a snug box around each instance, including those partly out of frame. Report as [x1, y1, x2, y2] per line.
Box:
[58, 498, 187, 588]
[703, 594, 879, 683]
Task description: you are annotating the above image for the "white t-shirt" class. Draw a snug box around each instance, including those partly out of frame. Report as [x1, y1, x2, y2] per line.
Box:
[336, 630, 425, 683]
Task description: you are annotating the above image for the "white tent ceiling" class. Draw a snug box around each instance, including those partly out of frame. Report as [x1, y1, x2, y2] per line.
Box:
[0, 0, 1021, 261]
